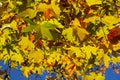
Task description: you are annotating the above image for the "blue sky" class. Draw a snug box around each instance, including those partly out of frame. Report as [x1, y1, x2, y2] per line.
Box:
[1, 60, 120, 80]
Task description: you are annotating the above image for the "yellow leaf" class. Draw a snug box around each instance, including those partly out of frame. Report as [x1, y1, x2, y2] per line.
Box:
[71, 18, 89, 41]
[49, 19, 64, 28]
[20, 64, 34, 78]
[96, 49, 104, 60]
[10, 20, 17, 30]
[19, 9, 37, 19]
[19, 36, 35, 50]
[62, 27, 74, 41]
[102, 16, 120, 29]
[29, 50, 44, 63]
[68, 46, 85, 58]
[37, 3, 51, 12]
[111, 56, 118, 64]
[11, 53, 24, 64]
[85, 72, 104, 80]
[51, 4, 61, 17]
[95, 73, 105, 80]
[81, 45, 98, 59]
[86, 0, 101, 6]
[76, 27, 89, 41]
[112, 42, 120, 51]
[70, 18, 80, 27]
[103, 54, 110, 68]
[84, 16, 100, 23]
[96, 25, 109, 39]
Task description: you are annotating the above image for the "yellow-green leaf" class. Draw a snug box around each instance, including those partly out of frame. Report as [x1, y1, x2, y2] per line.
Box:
[86, 0, 101, 6]
[10, 20, 17, 30]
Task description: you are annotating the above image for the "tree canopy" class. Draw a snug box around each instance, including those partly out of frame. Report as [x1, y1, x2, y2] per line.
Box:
[0, 0, 120, 79]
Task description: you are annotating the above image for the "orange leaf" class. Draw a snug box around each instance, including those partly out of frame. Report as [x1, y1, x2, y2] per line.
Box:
[69, 65, 76, 77]
[65, 64, 75, 70]
[29, 33, 35, 42]
[44, 8, 51, 20]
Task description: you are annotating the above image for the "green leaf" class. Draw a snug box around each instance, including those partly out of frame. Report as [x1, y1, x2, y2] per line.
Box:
[19, 8, 37, 19]
[41, 22, 57, 29]
[22, 25, 34, 33]
[24, 18, 36, 25]
[40, 27, 53, 40]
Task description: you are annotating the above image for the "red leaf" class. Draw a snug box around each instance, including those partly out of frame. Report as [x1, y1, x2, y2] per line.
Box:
[107, 28, 120, 44]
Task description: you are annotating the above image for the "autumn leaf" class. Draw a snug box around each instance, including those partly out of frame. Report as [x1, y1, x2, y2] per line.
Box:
[103, 54, 110, 68]
[107, 28, 120, 44]
[86, 0, 101, 6]
[71, 18, 89, 41]
[76, 27, 89, 41]
[19, 8, 37, 19]
[62, 27, 74, 41]
[18, 36, 35, 50]
[29, 50, 44, 63]
[44, 8, 51, 20]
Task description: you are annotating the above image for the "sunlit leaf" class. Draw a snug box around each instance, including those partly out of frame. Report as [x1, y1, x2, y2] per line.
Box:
[18, 36, 35, 50]
[10, 20, 17, 30]
[86, 0, 101, 6]
[102, 16, 120, 29]
[29, 50, 44, 63]
[103, 54, 110, 68]
[62, 27, 74, 41]
[51, 3, 61, 17]
[19, 8, 37, 19]
[11, 52, 24, 64]
[76, 27, 89, 41]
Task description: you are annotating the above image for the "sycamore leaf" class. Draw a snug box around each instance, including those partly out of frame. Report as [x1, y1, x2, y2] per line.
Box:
[40, 27, 53, 40]
[49, 19, 64, 28]
[70, 18, 80, 27]
[81, 45, 98, 59]
[29, 50, 44, 63]
[84, 16, 100, 23]
[37, 3, 51, 12]
[103, 54, 110, 68]
[51, 3, 61, 17]
[96, 26, 109, 39]
[19, 8, 37, 19]
[44, 8, 51, 20]
[76, 27, 89, 41]
[18, 36, 35, 50]
[67, 46, 85, 58]
[40, 21, 61, 40]
[71, 18, 89, 41]
[10, 20, 17, 30]
[62, 27, 74, 41]
[95, 73, 105, 80]
[24, 18, 36, 25]
[11, 53, 24, 64]
[102, 16, 120, 29]
[20, 64, 34, 78]
[86, 0, 101, 6]
[111, 56, 118, 64]
[96, 49, 104, 60]
[85, 72, 104, 80]
[112, 42, 120, 51]
[22, 25, 34, 33]
[40, 22, 57, 29]
[0, 37, 5, 45]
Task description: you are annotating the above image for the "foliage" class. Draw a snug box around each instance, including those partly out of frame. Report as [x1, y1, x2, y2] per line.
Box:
[0, 0, 120, 79]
